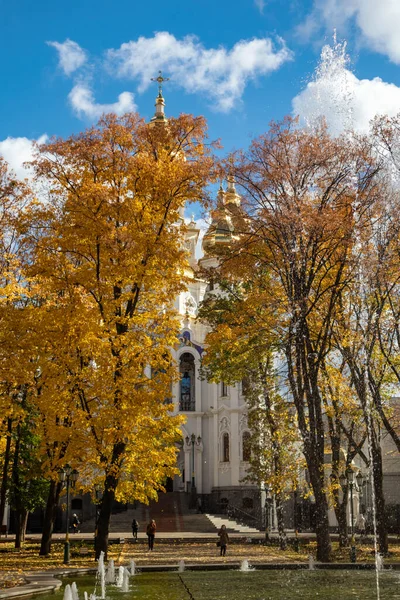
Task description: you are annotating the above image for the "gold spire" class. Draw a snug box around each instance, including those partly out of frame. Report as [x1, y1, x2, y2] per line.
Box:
[217, 181, 225, 206]
[149, 71, 170, 124]
[151, 70, 170, 95]
[202, 183, 234, 256]
[224, 175, 241, 207]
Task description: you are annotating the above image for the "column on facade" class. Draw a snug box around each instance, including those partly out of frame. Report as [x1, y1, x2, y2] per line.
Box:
[196, 415, 203, 494]
[230, 410, 240, 485]
[194, 357, 201, 412]
[212, 414, 219, 487]
[183, 439, 191, 494]
[172, 380, 180, 413]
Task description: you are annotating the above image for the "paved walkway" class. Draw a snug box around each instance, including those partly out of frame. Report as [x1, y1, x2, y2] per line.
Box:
[2, 531, 394, 543]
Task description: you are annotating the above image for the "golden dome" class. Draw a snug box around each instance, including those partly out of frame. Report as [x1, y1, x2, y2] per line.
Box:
[202, 184, 236, 256]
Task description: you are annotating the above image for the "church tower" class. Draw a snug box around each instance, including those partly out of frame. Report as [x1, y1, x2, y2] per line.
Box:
[149, 71, 169, 125]
[147, 81, 258, 518]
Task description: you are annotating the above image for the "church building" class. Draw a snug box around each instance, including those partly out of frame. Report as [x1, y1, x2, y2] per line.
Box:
[149, 87, 259, 518]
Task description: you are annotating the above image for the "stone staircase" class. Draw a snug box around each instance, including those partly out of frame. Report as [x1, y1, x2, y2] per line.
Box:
[204, 513, 261, 534]
[80, 492, 218, 534]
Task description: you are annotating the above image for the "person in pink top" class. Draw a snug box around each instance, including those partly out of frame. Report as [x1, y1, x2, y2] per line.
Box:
[146, 519, 156, 551]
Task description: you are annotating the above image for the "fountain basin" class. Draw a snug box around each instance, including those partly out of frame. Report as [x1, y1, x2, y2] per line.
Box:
[36, 568, 400, 600]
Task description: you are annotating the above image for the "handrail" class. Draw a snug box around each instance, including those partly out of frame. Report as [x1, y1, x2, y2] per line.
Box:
[227, 505, 258, 522]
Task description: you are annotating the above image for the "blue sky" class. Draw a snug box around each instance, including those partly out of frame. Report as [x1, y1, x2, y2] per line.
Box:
[2, 0, 400, 178]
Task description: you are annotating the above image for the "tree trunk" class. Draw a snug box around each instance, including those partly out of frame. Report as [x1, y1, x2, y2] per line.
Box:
[285, 321, 332, 562]
[39, 479, 62, 556]
[95, 441, 125, 560]
[276, 495, 287, 549]
[0, 418, 12, 527]
[314, 490, 332, 561]
[11, 422, 21, 550]
[307, 462, 332, 562]
[336, 497, 349, 548]
[369, 429, 388, 554]
[14, 509, 28, 549]
[95, 484, 115, 560]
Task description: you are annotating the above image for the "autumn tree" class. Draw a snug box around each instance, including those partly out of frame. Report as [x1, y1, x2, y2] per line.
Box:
[28, 112, 215, 557]
[6, 386, 49, 548]
[200, 275, 300, 544]
[0, 157, 37, 536]
[319, 360, 368, 547]
[205, 119, 383, 562]
[368, 113, 400, 452]
[330, 180, 400, 555]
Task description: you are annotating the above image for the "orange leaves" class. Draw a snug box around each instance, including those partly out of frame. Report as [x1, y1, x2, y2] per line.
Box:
[18, 112, 215, 501]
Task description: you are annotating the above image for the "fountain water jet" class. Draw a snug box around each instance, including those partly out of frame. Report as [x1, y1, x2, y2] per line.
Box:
[63, 584, 73, 600]
[239, 559, 254, 572]
[121, 568, 130, 592]
[129, 559, 136, 576]
[106, 559, 115, 584]
[350, 169, 383, 600]
[376, 553, 384, 571]
[295, 31, 355, 137]
[178, 560, 185, 572]
[116, 566, 124, 588]
[96, 551, 106, 600]
[71, 583, 79, 600]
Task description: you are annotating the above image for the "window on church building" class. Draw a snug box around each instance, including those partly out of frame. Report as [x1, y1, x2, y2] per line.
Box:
[242, 431, 251, 462]
[179, 353, 195, 411]
[222, 432, 230, 462]
[221, 381, 228, 397]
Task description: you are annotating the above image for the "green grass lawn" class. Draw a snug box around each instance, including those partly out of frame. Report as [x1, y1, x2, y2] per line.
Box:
[47, 570, 400, 600]
[0, 539, 399, 591]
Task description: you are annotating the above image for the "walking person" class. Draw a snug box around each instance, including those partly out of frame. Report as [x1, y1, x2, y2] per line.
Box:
[72, 514, 80, 533]
[146, 519, 156, 551]
[131, 518, 139, 542]
[218, 524, 229, 557]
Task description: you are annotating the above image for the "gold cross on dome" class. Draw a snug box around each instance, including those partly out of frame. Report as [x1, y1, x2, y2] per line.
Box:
[151, 70, 170, 95]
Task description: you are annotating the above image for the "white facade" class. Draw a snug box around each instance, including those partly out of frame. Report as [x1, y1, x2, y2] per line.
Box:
[170, 212, 256, 511]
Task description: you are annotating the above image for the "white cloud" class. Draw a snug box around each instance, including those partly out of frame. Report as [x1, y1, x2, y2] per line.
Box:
[48, 39, 87, 76]
[0, 134, 48, 180]
[292, 40, 400, 135]
[301, 1, 400, 64]
[68, 84, 136, 120]
[254, 0, 266, 14]
[106, 32, 292, 112]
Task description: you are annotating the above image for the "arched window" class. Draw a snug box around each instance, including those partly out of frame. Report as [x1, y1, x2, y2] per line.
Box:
[179, 353, 195, 411]
[242, 431, 251, 462]
[221, 381, 228, 397]
[222, 432, 230, 462]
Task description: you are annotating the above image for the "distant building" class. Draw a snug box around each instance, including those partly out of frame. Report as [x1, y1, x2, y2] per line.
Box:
[171, 175, 258, 517]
